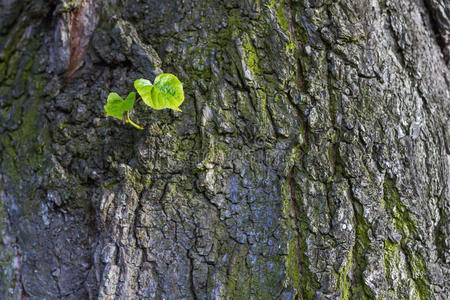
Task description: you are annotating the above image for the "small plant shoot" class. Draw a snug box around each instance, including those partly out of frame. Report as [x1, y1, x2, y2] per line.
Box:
[104, 73, 184, 129]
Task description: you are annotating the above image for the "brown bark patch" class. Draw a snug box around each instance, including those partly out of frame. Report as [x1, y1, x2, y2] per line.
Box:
[66, 0, 98, 81]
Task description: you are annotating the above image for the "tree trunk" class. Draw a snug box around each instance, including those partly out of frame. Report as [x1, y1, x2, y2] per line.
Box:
[0, 0, 448, 299]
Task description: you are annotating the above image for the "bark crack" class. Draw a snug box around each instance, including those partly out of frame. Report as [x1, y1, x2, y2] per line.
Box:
[287, 2, 305, 92]
[288, 167, 304, 298]
[421, 0, 449, 64]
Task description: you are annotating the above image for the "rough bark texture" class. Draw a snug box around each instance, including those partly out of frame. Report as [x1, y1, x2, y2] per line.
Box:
[0, 0, 448, 299]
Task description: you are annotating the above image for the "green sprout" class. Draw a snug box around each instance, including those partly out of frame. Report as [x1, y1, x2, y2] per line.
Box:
[104, 73, 184, 129]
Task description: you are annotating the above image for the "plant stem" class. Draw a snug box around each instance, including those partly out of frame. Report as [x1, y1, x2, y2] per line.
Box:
[135, 96, 142, 104]
[126, 112, 144, 130]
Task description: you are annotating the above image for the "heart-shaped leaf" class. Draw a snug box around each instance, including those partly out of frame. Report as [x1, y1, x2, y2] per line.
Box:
[134, 73, 184, 111]
[104, 92, 136, 120]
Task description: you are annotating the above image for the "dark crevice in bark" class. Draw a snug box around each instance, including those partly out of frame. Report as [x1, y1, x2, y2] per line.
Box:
[288, 167, 304, 298]
[333, 134, 372, 298]
[421, 0, 449, 64]
[346, 180, 373, 299]
[287, 2, 305, 92]
[264, 96, 278, 138]
[43, 1, 57, 27]
[188, 252, 199, 300]
[434, 191, 447, 263]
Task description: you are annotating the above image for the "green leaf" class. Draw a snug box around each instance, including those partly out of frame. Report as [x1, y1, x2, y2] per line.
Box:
[134, 73, 184, 111]
[134, 78, 153, 106]
[123, 92, 136, 111]
[104, 92, 136, 120]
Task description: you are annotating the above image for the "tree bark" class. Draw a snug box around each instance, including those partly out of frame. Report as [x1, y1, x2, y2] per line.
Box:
[0, 0, 448, 299]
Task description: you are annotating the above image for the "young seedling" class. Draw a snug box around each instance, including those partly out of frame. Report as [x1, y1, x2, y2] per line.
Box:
[104, 73, 184, 129]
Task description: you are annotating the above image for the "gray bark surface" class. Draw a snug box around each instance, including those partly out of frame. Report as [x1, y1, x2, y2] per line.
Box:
[0, 0, 448, 299]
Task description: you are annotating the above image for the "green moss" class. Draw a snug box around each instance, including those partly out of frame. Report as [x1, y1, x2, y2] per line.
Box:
[255, 89, 270, 125]
[384, 178, 417, 236]
[11, 103, 42, 164]
[383, 240, 400, 273]
[284, 175, 321, 298]
[354, 209, 370, 263]
[6, 52, 19, 78]
[286, 238, 301, 296]
[383, 240, 400, 298]
[286, 40, 295, 56]
[266, 0, 289, 32]
[351, 203, 374, 298]
[60, 0, 83, 12]
[409, 251, 431, 300]
[214, 9, 243, 49]
[267, 0, 296, 57]
[0, 134, 17, 159]
[241, 33, 260, 77]
[337, 246, 353, 300]
[0, 62, 6, 82]
[298, 220, 320, 298]
[0, 63, 49, 222]
[21, 55, 35, 81]
[383, 241, 431, 299]
[383, 179, 432, 299]
[228, 9, 246, 32]
[276, 1, 289, 32]
[224, 246, 251, 299]
[281, 172, 301, 296]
